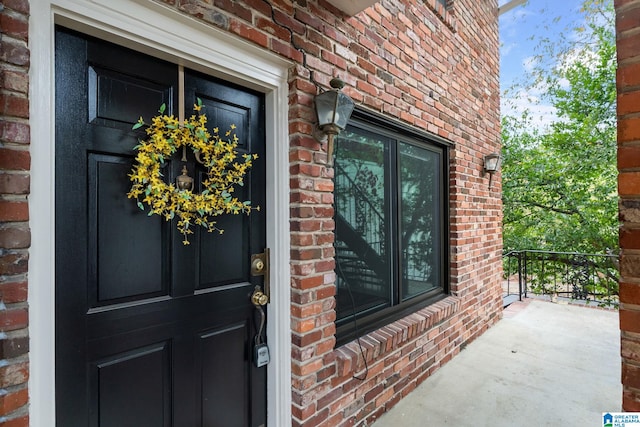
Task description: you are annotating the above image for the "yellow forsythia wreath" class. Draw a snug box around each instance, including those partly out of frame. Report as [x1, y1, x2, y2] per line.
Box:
[127, 100, 258, 245]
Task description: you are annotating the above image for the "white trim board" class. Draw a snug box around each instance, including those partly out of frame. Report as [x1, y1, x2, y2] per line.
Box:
[29, 1, 292, 425]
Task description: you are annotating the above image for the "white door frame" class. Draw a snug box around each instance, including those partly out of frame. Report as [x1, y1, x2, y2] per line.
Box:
[29, 1, 292, 425]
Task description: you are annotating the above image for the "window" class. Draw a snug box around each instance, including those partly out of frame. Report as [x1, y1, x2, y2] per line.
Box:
[334, 110, 450, 344]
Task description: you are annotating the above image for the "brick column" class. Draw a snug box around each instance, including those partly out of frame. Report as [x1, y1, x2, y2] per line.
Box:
[0, 0, 31, 425]
[616, 0, 640, 412]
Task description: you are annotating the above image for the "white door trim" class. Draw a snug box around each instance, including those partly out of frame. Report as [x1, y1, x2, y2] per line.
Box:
[29, 1, 292, 425]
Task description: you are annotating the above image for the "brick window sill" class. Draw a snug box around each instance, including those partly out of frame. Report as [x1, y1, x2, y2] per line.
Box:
[330, 296, 461, 377]
[424, 0, 457, 32]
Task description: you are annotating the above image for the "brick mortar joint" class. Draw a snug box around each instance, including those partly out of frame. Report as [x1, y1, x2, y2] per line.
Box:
[0, 381, 29, 395]
[624, 358, 640, 370]
[617, 56, 640, 68]
[0, 5, 28, 17]
[0, 353, 28, 366]
[623, 330, 640, 340]
[0, 89, 29, 100]
[616, 2, 640, 15]
[0, 195, 28, 203]
[0, 271, 27, 281]
[618, 142, 640, 150]
[330, 295, 461, 372]
[622, 296, 640, 308]
[0, 328, 28, 340]
[0, 144, 30, 152]
[1, 301, 28, 310]
[618, 111, 640, 120]
[0, 64, 30, 79]
[0, 33, 28, 49]
[618, 85, 640, 95]
[0, 406, 29, 424]
[0, 222, 29, 229]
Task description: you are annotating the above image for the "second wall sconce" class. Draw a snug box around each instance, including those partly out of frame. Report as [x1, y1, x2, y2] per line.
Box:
[483, 153, 502, 188]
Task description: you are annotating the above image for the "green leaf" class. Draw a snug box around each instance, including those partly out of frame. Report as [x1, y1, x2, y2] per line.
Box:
[137, 201, 145, 210]
[197, 97, 203, 107]
[159, 103, 166, 114]
[132, 122, 144, 130]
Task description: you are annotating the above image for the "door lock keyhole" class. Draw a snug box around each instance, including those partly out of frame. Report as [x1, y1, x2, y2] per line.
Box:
[252, 258, 265, 273]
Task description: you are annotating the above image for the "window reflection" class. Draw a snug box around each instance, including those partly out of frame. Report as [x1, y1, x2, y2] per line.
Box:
[399, 143, 440, 300]
[334, 129, 391, 322]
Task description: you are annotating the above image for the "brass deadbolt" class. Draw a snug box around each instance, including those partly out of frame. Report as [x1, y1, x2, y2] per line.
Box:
[252, 258, 265, 274]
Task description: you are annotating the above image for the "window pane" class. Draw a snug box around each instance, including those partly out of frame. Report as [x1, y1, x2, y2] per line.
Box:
[399, 143, 441, 300]
[334, 128, 391, 322]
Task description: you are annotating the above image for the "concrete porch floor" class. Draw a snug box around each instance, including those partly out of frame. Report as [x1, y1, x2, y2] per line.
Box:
[371, 299, 621, 427]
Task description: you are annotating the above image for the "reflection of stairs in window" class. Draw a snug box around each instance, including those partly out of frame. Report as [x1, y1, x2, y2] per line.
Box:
[335, 213, 386, 282]
[335, 214, 388, 319]
[334, 163, 389, 319]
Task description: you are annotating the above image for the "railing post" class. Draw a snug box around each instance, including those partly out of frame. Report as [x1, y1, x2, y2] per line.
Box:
[517, 252, 523, 301]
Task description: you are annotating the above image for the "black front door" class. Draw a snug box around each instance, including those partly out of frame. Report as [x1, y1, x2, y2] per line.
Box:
[55, 28, 267, 426]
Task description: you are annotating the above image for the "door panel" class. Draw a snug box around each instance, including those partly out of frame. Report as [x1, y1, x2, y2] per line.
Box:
[55, 27, 267, 426]
[95, 341, 172, 427]
[89, 65, 170, 128]
[200, 322, 249, 427]
[89, 154, 165, 303]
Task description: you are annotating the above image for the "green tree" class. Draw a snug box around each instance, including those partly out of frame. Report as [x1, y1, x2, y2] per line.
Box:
[502, 0, 617, 254]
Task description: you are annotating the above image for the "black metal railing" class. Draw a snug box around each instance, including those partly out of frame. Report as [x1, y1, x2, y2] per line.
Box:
[334, 163, 385, 258]
[503, 250, 619, 308]
[334, 163, 389, 320]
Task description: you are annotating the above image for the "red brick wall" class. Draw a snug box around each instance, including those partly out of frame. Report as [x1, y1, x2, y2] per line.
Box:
[0, 0, 31, 425]
[616, 0, 640, 412]
[238, 1, 499, 425]
[9, 0, 502, 425]
[284, 1, 501, 425]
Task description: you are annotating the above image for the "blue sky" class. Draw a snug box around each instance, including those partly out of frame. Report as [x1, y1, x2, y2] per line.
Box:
[498, 0, 587, 124]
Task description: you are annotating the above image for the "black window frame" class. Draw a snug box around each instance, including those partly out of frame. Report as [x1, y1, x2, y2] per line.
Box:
[334, 108, 451, 345]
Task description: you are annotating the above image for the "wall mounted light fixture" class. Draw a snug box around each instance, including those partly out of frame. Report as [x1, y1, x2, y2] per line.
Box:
[483, 153, 502, 188]
[314, 78, 355, 166]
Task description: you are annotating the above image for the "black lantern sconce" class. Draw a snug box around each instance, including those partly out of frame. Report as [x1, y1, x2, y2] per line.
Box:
[483, 153, 502, 188]
[314, 78, 355, 166]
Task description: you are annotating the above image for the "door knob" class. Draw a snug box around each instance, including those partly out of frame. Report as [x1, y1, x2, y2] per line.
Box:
[251, 288, 269, 306]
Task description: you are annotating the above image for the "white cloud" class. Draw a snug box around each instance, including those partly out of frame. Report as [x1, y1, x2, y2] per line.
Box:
[522, 56, 538, 72]
[501, 88, 559, 130]
[501, 42, 516, 57]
